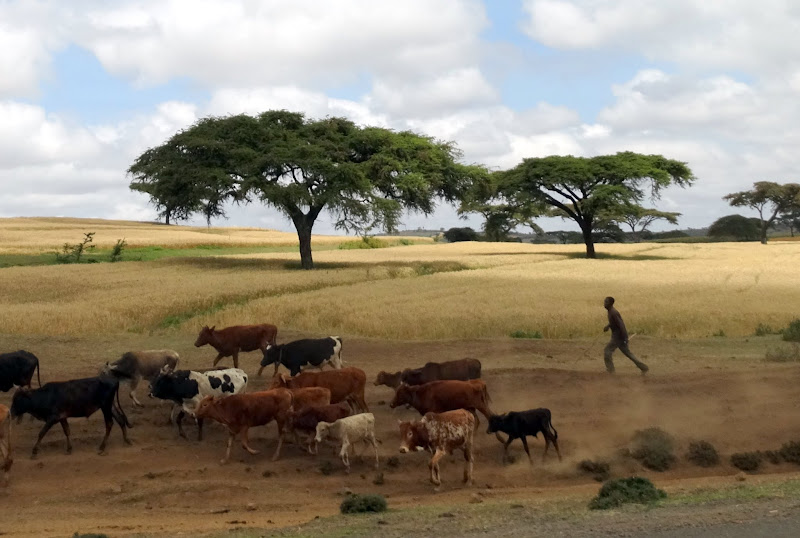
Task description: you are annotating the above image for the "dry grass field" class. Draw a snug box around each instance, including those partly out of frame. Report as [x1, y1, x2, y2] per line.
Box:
[0, 220, 796, 339]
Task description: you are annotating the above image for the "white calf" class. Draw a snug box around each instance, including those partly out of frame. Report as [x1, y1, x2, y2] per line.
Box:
[314, 412, 379, 472]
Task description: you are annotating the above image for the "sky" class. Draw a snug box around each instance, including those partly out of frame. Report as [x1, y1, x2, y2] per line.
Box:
[2, 0, 800, 236]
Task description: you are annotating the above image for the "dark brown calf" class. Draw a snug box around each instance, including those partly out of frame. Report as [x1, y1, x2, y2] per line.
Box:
[401, 358, 482, 385]
[287, 401, 352, 453]
[195, 324, 278, 369]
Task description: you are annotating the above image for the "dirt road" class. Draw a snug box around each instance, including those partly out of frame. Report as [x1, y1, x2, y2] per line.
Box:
[1, 333, 798, 536]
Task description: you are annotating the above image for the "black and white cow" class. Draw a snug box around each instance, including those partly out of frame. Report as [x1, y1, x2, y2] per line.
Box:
[258, 337, 343, 376]
[0, 350, 41, 392]
[100, 349, 180, 407]
[9, 376, 131, 457]
[486, 408, 562, 464]
[148, 367, 248, 440]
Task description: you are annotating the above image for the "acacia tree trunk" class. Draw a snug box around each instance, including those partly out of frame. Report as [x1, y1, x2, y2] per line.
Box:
[164, 209, 171, 225]
[580, 223, 596, 258]
[290, 205, 324, 270]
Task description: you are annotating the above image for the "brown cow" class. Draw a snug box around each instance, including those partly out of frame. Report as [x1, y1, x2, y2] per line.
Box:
[401, 358, 482, 386]
[195, 324, 278, 369]
[399, 409, 475, 486]
[270, 367, 368, 413]
[194, 388, 293, 464]
[287, 401, 352, 454]
[389, 380, 502, 441]
[288, 387, 331, 413]
[0, 404, 12, 487]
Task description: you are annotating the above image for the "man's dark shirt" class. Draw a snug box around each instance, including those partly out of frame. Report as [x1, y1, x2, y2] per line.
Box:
[607, 307, 629, 342]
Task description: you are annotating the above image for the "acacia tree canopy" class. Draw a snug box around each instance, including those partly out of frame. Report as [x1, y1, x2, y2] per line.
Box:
[128, 110, 487, 269]
[724, 181, 800, 244]
[483, 152, 694, 257]
[600, 203, 681, 243]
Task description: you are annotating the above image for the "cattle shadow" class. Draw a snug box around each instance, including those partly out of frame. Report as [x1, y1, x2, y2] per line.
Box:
[533, 251, 677, 261]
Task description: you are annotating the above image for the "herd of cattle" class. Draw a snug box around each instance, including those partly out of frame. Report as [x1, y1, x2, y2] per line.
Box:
[0, 323, 560, 488]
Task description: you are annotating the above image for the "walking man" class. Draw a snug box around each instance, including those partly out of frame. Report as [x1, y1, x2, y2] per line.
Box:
[603, 296, 648, 374]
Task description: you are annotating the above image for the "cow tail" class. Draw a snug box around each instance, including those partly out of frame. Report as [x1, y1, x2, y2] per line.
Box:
[482, 384, 492, 404]
[35, 358, 41, 388]
[548, 418, 558, 441]
[114, 383, 133, 428]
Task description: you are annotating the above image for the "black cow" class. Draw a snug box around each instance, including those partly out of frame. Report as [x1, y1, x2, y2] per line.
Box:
[486, 408, 561, 464]
[258, 337, 343, 376]
[0, 350, 41, 392]
[9, 376, 132, 458]
[400, 358, 482, 386]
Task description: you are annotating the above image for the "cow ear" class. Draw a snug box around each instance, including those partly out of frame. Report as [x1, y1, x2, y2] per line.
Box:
[210, 325, 216, 331]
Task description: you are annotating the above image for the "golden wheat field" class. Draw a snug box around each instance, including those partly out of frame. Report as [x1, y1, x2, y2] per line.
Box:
[0, 218, 797, 339]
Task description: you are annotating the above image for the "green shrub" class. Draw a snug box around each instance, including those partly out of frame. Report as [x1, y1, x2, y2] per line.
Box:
[110, 238, 127, 262]
[73, 534, 109, 538]
[588, 477, 666, 510]
[712, 329, 726, 337]
[730, 452, 762, 472]
[783, 319, 800, 342]
[443, 227, 478, 243]
[630, 428, 676, 472]
[760, 450, 782, 465]
[510, 329, 543, 339]
[55, 232, 96, 263]
[754, 323, 776, 336]
[686, 441, 720, 467]
[779, 441, 800, 465]
[338, 236, 388, 250]
[340, 493, 387, 514]
[578, 459, 610, 482]
[765, 344, 800, 362]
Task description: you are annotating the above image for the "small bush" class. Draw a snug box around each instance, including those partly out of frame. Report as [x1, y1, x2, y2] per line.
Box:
[712, 329, 726, 337]
[55, 232, 96, 263]
[765, 344, 800, 362]
[385, 456, 400, 469]
[588, 477, 666, 510]
[630, 428, 676, 472]
[340, 493, 387, 514]
[510, 329, 543, 339]
[754, 323, 776, 336]
[319, 460, 336, 475]
[760, 450, 782, 465]
[686, 441, 720, 468]
[730, 452, 762, 472]
[338, 236, 388, 250]
[73, 534, 109, 538]
[110, 238, 127, 262]
[783, 319, 800, 342]
[443, 227, 479, 243]
[578, 459, 610, 482]
[779, 441, 800, 465]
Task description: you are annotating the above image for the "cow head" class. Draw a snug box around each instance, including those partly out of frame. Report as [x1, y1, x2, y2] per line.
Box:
[389, 384, 412, 409]
[98, 361, 112, 376]
[400, 368, 424, 386]
[268, 373, 289, 390]
[314, 421, 332, 445]
[149, 372, 175, 400]
[9, 387, 33, 421]
[195, 326, 215, 347]
[257, 345, 281, 376]
[398, 420, 426, 453]
[194, 395, 217, 419]
[486, 413, 507, 435]
[374, 371, 401, 388]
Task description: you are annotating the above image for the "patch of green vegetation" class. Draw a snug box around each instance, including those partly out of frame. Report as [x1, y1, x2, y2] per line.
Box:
[754, 323, 778, 336]
[779, 441, 800, 465]
[510, 329, 543, 339]
[783, 319, 800, 342]
[338, 236, 389, 249]
[686, 441, 720, 468]
[72, 533, 109, 538]
[665, 479, 800, 506]
[340, 493, 387, 514]
[588, 477, 666, 510]
[730, 452, 762, 472]
[764, 344, 800, 362]
[712, 329, 726, 337]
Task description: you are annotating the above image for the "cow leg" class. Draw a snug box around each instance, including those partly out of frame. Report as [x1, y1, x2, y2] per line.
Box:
[340, 439, 351, 473]
[221, 432, 235, 465]
[271, 422, 285, 462]
[545, 434, 562, 462]
[429, 449, 445, 486]
[176, 410, 188, 439]
[31, 418, 58, 458]
[502, 436, 515, 464]
[60, 419, 73, 454]
[370, 434, 380, 470]
[463, 446, 474, 485]
[357, 392, 369, 413]
[129, 376, 143, 407]
[241, 427, 260, 456]
[99, 408, 114, 454]
[197, 418, 204, 442]
[0, 429, 10, 486]
[212, 353, 225, 367]
[231, 352, 239, 369]
[520, 436, 533, 465]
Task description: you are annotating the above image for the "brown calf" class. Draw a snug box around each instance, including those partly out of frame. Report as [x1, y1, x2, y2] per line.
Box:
[195, 324, 278, 369]
[288, 387, 331, 413]
[399, 409, 475, 486]
[390, 379, 493, 420]
[194, 388, 293, 464]
[0, 404, 11, 487]
[270, 367, 368, 412]
[401, 358, 482, 385]
[374, 370, 403, 389]
[287, 401, 352, 454]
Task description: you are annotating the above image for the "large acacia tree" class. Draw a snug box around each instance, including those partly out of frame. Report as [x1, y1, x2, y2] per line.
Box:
[129, 111, 487, 269]
[724, 181, 800, 244]
[482, 152, 694, 257]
